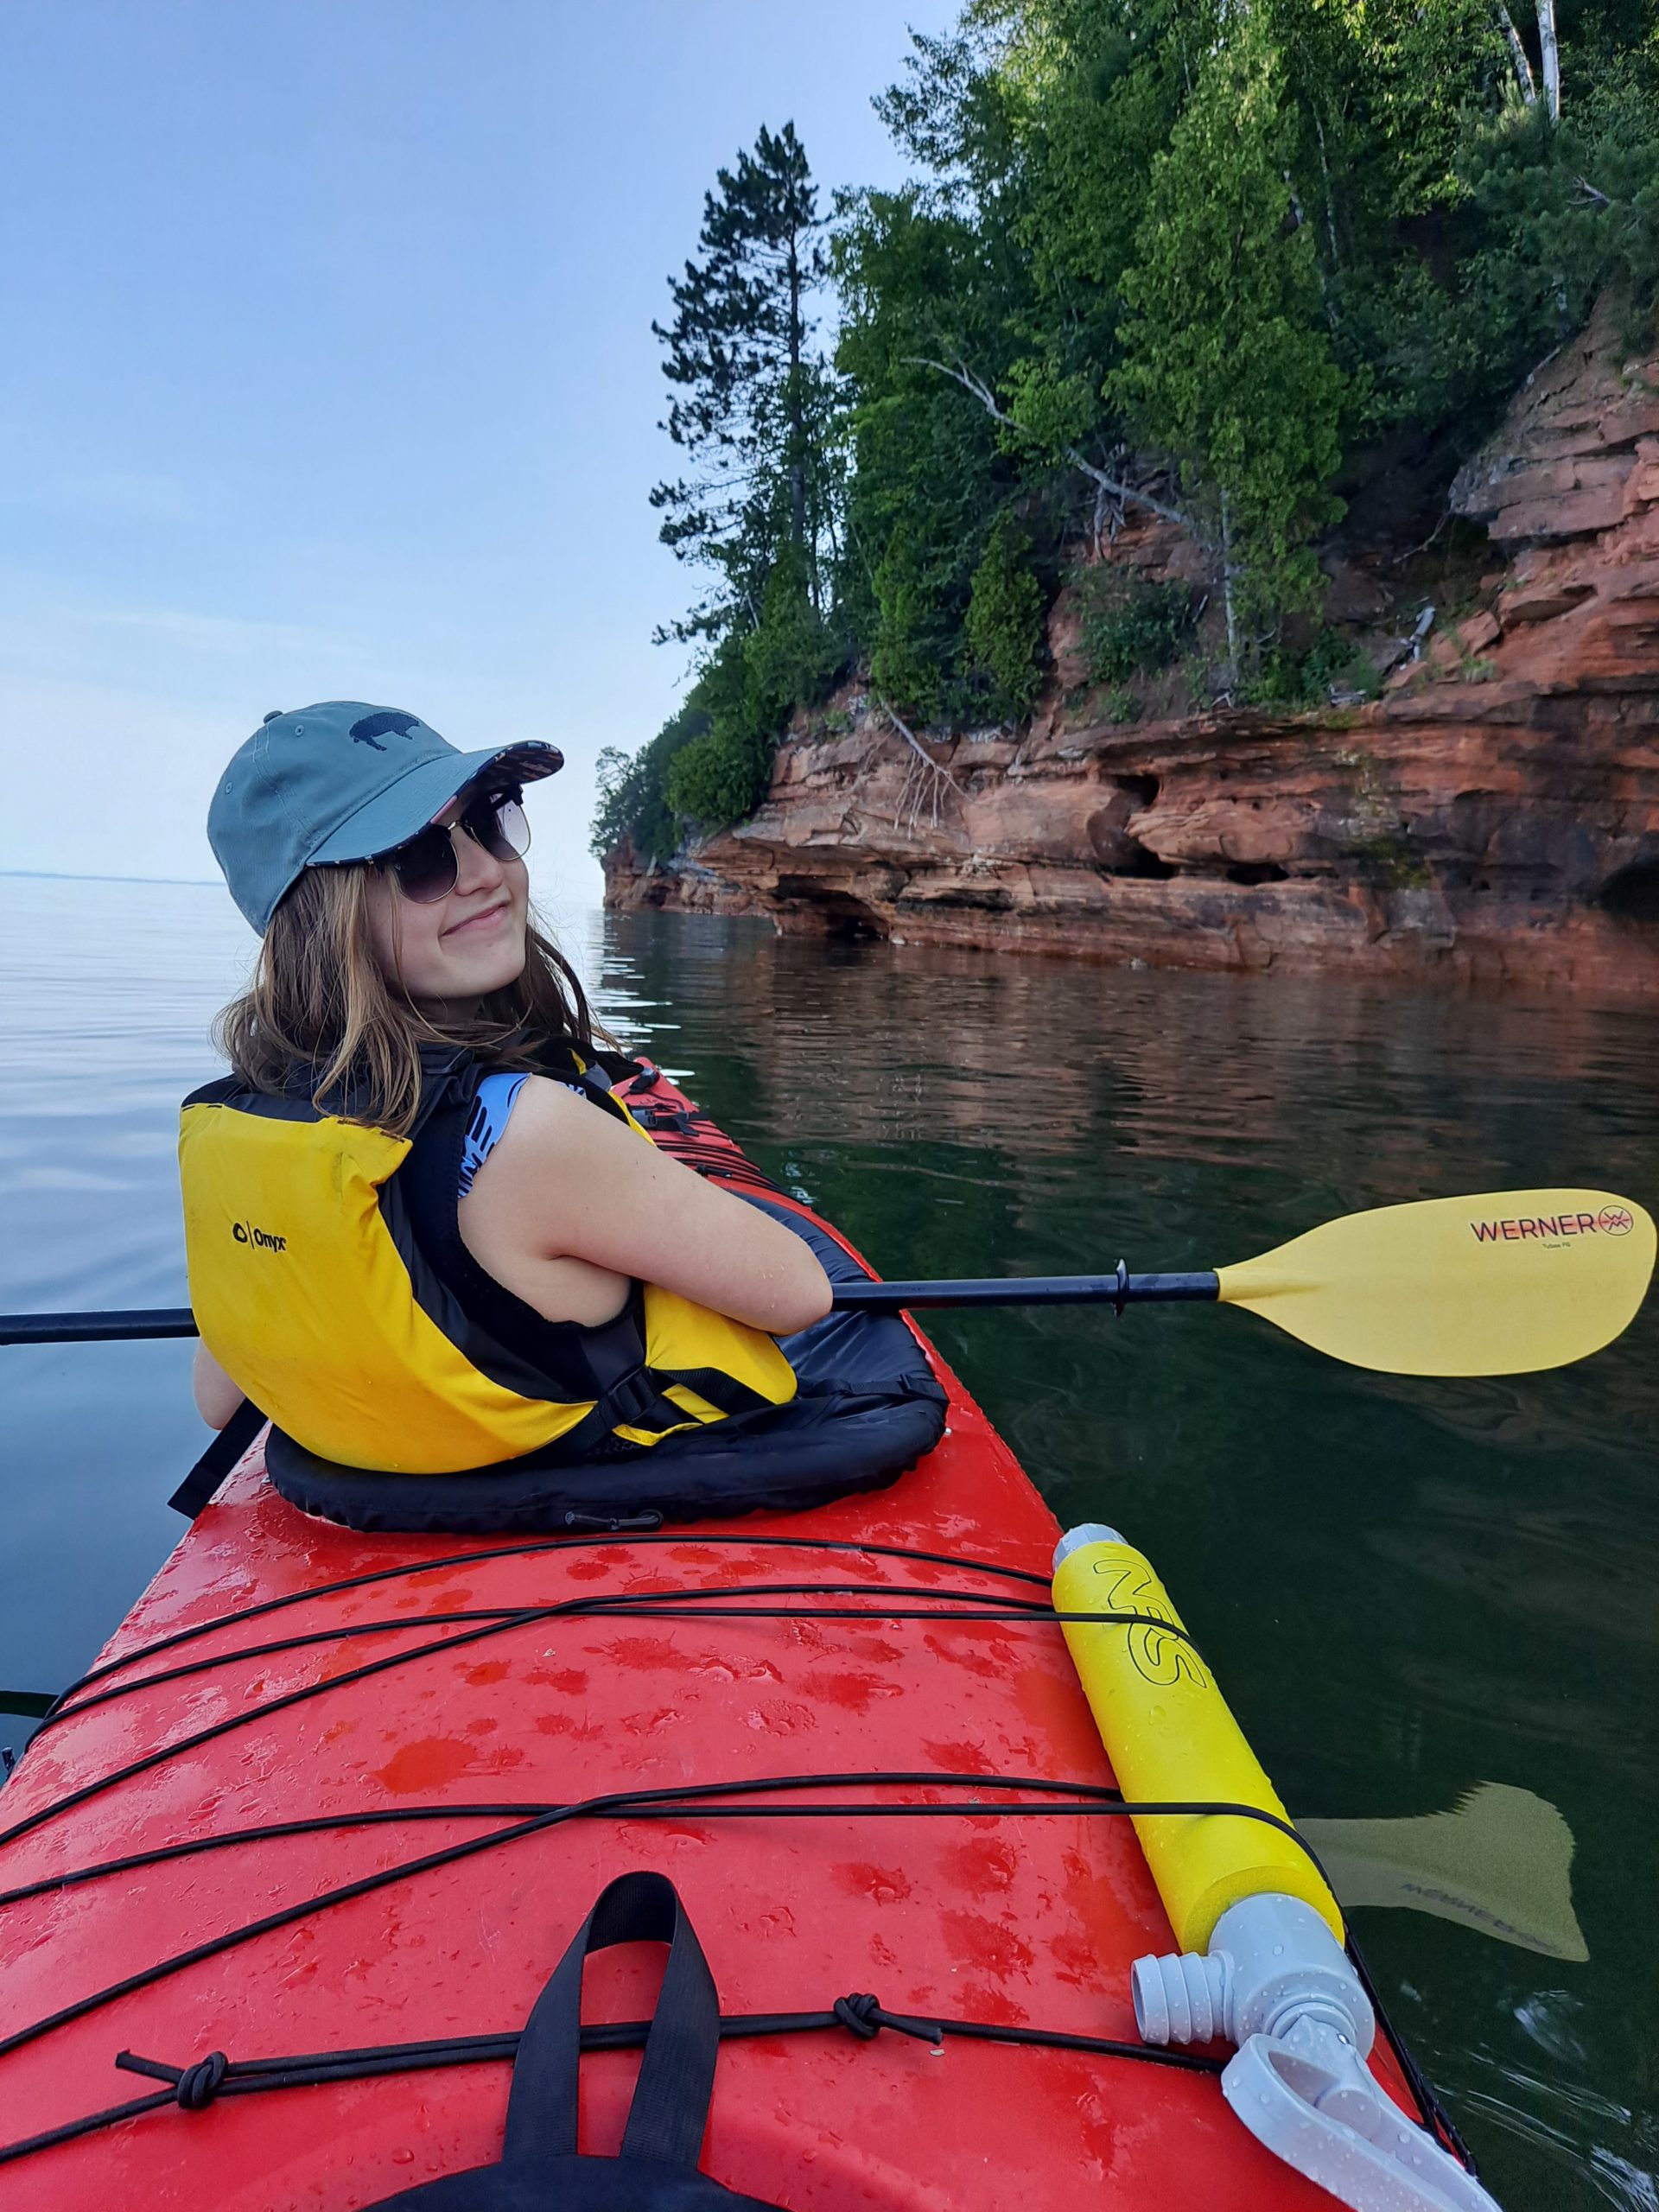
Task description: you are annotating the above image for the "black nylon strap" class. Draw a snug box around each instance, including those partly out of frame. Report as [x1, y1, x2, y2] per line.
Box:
[168, 1396, 267, 1520]
[505, 1872, 717, 2172]
[570, 1288, 694, 1441]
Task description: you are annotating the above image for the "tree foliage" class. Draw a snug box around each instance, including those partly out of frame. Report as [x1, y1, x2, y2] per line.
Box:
[651, 121, 840, 642]
[595, 0, 1659, 861]
[1111, 23, 1345, 648]
[668, 543, 841, 831]
[964, 512, 1046, 715]
[589, 706, 709, 863]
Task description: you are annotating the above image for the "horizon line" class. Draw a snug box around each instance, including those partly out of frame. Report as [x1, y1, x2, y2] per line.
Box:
[0, 868, 222, 887]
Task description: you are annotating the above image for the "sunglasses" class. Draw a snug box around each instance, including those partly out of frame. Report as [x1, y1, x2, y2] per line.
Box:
[373, 788, 531, 904]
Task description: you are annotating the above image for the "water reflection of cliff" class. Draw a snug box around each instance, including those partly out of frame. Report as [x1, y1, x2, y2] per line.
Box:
[584, 911, 1659, 1465]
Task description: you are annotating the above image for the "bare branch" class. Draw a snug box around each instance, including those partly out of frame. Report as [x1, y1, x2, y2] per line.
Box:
[906, 355, 1192, 531]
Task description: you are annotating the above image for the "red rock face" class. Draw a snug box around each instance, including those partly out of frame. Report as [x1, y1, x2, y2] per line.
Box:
[607, 299, 1659, 999]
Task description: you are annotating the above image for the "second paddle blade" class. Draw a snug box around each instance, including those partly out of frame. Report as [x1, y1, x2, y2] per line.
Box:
[1215, 1188, 1655, 1376]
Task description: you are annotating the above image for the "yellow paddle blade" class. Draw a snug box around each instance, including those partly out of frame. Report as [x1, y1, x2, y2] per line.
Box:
[1215, 1189, 1655, 1376]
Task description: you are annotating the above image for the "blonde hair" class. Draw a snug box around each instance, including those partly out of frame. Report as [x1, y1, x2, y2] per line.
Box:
[214, 864, 603, 1135]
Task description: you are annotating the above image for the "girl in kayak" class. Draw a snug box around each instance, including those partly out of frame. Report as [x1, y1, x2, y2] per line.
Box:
[184, 702, 831, 1470]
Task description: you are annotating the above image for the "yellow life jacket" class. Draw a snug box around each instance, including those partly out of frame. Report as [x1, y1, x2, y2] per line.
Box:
[177, 1046, 797, 1476]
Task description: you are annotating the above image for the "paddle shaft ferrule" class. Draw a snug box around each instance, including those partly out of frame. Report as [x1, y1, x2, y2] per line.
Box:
[832, 1269, 1220, 1313]
[0, 1308, 197, 1346]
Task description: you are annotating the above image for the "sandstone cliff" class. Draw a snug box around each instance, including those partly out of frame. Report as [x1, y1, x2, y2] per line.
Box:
[607, 298, 1659, 997]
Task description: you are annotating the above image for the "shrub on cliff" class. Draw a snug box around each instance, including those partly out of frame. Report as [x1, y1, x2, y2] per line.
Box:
[590, 705, 709, 864]
[964, 513, 1046, 717]
[667, 548, 842, 833]
[1077, 569, 1194, 687]
[666, 718, 773, 834]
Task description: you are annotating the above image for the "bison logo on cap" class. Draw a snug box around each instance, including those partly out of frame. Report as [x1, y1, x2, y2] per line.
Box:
[349, 710, 423, 752]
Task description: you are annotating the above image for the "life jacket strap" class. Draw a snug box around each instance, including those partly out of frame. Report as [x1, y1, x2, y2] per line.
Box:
[602, 1365, 681, 1429]
[567, 1288, 714, 1443]
[168, 1394, 269, 1520]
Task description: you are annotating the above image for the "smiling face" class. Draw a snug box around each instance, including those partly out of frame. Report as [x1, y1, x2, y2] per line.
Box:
[361, 796, 531, 1009]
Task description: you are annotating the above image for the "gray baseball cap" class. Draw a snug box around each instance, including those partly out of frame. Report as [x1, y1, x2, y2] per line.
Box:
[207, 702, 563, 932]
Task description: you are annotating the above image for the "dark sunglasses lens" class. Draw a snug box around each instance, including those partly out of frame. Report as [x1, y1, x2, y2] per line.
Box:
[464, 792, 530, 861]
[387, 824, 459, 903]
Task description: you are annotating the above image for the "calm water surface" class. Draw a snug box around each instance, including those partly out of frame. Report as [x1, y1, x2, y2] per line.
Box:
[3, 875, 1656, 2209]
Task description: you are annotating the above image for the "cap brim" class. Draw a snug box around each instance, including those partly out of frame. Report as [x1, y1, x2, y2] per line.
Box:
[308, 741, 563, 866]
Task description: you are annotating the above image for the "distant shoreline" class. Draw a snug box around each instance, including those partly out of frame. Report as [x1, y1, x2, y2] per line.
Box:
[0, 868, 221, 888]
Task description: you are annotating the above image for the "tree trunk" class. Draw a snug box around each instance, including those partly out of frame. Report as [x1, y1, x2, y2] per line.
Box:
[1535, 0, 1560, 119]
[1313, 111, 1341, 269]
[1494, 3, 1537, 104]
[1219, 491, 1239, 671]
[786, 228, 809, 584]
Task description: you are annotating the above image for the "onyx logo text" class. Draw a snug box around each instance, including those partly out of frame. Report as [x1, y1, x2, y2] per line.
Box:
[232, 1221, 288, 1252]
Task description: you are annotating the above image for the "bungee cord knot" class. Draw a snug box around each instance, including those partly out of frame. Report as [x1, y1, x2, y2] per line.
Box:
[116, 2047, 229, 2110]
[833, 1993, 943, 2049]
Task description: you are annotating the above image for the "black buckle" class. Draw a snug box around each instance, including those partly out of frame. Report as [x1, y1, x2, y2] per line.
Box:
[604, 1366, 668, 1427]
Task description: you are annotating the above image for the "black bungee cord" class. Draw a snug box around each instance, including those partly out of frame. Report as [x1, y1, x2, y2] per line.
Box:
[0, 1536, 1474, 2179]
[0, 1993, 1225, 2171]
[0, 1769, 1328, 2067]
[1, 1582, 1205, 1858]
[25, 1579, 1063, 1738]
[38, 1529, 1052, 1719]
[0, 1764, 1469, 2175]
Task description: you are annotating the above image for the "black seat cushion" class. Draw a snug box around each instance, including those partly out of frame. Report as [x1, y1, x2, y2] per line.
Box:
[264, 1202, 947, 1535]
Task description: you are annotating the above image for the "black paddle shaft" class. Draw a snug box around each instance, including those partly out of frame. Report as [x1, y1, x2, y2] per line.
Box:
[832, 1268, 1220, 1313]
[3, 1268, 1224, 1343]
[0, 1307, 196, 1346]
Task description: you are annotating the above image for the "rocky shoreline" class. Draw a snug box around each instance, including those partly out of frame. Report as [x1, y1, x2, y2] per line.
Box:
[606, 301, 1659, 999]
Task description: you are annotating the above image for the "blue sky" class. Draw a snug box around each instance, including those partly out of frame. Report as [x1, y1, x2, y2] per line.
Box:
[0, 0, 955, 921]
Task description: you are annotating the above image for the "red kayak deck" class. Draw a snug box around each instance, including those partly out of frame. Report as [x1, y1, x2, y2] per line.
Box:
[0, 1073, 1424, 2209]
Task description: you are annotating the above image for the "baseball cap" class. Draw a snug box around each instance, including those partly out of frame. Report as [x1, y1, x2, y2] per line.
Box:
[207, 702, 563, 932]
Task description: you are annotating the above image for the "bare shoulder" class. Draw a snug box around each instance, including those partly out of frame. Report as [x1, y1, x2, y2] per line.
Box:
[463, 1073, 832, 1334]
[495, 1071, 609, 1147]
[470, 1074, 648, 1202]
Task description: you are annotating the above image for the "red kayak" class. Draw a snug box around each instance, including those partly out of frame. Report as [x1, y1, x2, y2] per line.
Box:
[0, 1069, 1455, 2209]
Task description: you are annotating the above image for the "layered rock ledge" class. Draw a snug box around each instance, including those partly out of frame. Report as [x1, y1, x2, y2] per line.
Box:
[607, 302, 1659, 998]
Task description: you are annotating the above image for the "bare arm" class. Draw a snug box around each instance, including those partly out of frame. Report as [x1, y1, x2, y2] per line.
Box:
[192, 1338, 244, 1429]
[458, 1077, 832, 1337]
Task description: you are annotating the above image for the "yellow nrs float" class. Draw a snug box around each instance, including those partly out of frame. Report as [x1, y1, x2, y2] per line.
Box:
[1054, 1525, 1503, 2212]
[1052, 1524, 1342, 1951]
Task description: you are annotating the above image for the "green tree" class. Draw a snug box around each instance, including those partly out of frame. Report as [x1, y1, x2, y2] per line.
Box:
[833, 182, 1033, 719]
[667, 544, 840, 831]
[964, 512, 1046, 715]
[651, 122, 840, 641]
[1112, 29, 1346, 661]
[589, 704, 710, 864]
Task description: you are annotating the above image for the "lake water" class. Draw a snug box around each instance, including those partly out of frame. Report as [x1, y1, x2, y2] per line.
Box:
[3, 873, 1656, 2209]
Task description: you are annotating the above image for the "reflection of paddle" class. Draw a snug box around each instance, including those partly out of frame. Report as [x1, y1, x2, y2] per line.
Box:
[835, 1187, 1656, 1376]
[1300, 1783, 1587, 1962]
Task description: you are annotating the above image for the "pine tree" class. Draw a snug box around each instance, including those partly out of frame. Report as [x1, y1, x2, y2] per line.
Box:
[651, 123, 839, 645]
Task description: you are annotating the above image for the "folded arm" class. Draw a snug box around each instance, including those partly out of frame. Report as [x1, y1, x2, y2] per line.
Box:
[458, 1077, 834, 1336]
